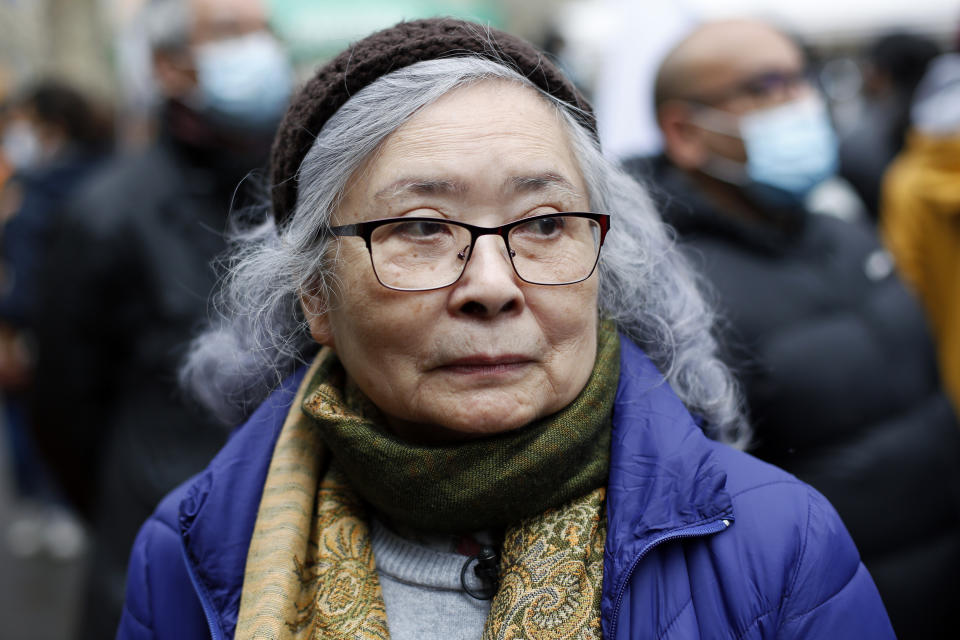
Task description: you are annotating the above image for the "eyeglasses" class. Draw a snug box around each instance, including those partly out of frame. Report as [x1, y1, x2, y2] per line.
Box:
[327, 212, 610, 291]
[688, 70, 812, 107]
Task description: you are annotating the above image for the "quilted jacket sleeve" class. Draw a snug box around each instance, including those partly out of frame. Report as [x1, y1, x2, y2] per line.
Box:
[775, 487, 896, 638]
[115, 515, 208, 640]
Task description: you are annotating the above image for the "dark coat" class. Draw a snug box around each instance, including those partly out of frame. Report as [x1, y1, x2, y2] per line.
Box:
[117, 338, 894, 639]
[31, 126, 264, 638]
[0, 149, 105, 326]
[638, 156, 960, 638]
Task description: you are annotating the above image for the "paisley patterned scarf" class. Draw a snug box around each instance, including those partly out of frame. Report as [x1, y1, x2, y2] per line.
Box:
[236, 321, 619, 639]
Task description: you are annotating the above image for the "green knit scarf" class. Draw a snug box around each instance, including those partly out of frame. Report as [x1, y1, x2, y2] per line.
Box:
[301, 318, 620, 533]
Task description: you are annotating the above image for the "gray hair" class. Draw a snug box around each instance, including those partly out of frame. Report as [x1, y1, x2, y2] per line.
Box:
[181, 56, 749, 448]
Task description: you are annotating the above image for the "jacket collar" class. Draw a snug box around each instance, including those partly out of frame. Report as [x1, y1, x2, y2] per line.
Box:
[600, 337, 734, 637]
[176, 365, 308, 639]
[177, 339, 733, 638]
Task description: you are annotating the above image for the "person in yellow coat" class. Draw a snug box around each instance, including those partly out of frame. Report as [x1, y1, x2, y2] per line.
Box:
[882, 53, 960, 413]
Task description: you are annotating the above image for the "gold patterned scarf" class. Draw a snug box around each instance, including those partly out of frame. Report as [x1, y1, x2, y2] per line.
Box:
[236, 322, 619, 639]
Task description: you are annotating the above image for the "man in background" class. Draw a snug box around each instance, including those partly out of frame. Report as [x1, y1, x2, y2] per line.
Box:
[631, 19, 960, 638]
[0, 83, 110, 560]
[30, 0, 292, 636]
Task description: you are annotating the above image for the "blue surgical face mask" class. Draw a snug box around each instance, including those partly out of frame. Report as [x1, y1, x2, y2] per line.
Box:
[739, 95, 838, 199]
[693, 95, 839, 209]
[193, 31, 293, 130]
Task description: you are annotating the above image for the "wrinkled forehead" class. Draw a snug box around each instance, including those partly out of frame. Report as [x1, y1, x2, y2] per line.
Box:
[387, 80, 569, 152]
[342, 80, 589, 211]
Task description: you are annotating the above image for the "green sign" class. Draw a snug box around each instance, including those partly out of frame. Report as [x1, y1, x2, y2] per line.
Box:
[268, 0, 503, 65]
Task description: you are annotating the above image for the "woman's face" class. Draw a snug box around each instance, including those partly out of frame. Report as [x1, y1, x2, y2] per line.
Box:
[304, 80, 599, 443]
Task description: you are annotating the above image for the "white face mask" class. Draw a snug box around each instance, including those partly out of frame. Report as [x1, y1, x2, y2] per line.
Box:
[192, 31, 294, 130]
[2, 120, 42, 170]
[692, 95, 839, 207]
[738, 95, 838, 198]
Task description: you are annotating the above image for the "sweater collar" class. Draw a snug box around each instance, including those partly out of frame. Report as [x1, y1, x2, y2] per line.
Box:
[177, 337, 732, 638]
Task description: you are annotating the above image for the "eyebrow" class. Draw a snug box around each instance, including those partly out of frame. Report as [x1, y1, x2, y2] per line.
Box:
[374, 172, 582, 201]
[508, 173, 581, 198]
[374, 179, 466, 201]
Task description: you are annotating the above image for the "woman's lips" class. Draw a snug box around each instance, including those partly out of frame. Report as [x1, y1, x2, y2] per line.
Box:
[436, 355, 533, 375]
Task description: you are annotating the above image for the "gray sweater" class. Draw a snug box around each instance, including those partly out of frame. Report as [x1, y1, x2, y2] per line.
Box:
[371, 519, 492, 639]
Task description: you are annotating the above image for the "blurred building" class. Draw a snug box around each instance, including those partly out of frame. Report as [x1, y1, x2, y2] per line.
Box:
[0, 0, 114, 100]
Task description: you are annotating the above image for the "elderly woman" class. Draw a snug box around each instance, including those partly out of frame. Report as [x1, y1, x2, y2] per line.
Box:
[117, 19, 894, 640]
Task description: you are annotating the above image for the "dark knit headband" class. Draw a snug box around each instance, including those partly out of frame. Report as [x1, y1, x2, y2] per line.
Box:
[268, 17, 596, 226]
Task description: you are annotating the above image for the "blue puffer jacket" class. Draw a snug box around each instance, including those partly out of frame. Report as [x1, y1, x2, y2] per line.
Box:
[117, 338, 895, 639]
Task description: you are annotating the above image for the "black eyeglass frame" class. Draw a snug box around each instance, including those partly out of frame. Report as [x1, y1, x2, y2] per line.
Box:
[326, 211, 611, 292]
[684, 69, 814, 107]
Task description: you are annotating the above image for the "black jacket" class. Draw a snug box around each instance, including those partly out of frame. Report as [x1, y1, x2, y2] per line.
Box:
[0, 148, 105, 326]
[33, 135, 237, 517]
[633, 157, 960, 639]
[31, 113, 269, 638]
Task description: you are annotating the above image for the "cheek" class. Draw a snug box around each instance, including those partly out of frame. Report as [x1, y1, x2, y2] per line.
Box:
[325, 297, 404, 405]
[325, 290, 444, 425]
[330, 288, 436, 347]
[527, 282, 599, 408]
[324, 260, 442, 377]
[532, 280, 599, 346]
[325, 246, 388, 334]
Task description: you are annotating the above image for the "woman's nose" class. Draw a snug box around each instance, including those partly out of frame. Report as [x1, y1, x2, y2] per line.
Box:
[448, 235, 524, 318]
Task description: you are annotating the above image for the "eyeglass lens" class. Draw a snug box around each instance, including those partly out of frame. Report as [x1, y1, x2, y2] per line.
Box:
[368, 215, 602, 290]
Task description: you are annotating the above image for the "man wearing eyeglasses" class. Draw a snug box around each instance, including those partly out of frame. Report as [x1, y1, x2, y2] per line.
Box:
[630, 19, 960, 640]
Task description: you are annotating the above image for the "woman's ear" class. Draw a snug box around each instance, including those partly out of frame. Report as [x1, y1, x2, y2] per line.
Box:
[300, 292, 336, 349]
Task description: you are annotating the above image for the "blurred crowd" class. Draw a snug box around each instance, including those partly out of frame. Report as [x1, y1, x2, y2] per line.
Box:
[1, 0, 960, 638]
[626, 21, 960, 638]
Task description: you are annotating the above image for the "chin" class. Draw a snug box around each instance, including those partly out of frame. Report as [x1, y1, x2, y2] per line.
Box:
[392, 402, 542, 444]
[439, 401, 547, 436]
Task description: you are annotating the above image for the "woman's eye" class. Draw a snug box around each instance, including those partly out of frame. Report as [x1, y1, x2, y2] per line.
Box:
[518, 216, 564, 237]
[396, 220, 450, 238]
